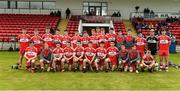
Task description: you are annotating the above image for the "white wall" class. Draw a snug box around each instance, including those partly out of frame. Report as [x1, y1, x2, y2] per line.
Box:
[55, 0, 180, 19]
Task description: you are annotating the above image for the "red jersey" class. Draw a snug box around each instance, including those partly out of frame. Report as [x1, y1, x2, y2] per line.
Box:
[84, 47, 96, 60]
[74, 47, 84, 57]
[106, 33, 116, 42]
[116, 35, 124, 43]
[25, 47, 37, 59]
[129, 50, 139, 60]
[136, 37, 146, 51]
[53, 35, 62, 47]
[96, 48, 107, 59]
[98, 34, 108, 48]
[143, 55, 154, 65]
[89, 35, 99, 49]
[158, 35, 171, 50]
[18, 34, 31, 49]
[81, 37, 89, 48]
[107, 47, 119, 57]
[71, 35, 82, 48]
[64, 47, 74, 58]
[62, 35, 72, 48]
[53, 35, 62, 43]
[106, 33, 116, 48]
[124, 36, 135, 49]
[42, 34, 53, 48]
[53, 48, 63, 58]
[31, 36, 42, 49]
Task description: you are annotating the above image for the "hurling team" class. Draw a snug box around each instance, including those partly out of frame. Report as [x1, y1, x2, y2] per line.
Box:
[17, 27, 171, 73]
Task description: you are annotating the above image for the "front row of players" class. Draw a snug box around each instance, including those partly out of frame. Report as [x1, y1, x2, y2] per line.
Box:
[24, 40, 157, 73]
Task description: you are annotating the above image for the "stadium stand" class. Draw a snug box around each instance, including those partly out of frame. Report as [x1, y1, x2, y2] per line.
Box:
[66, 15, 80, 36]
[0, 14, 60, 42]
[113, 21, 127, 35]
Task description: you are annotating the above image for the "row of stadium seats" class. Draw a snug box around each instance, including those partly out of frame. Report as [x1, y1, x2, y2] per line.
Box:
[0, 14, 60, 42]
[169, 22, 180, 44]
[67, 15, 81, 36]
[113, 21, 127, 35]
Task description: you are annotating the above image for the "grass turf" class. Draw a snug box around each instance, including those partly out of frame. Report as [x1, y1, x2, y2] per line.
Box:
[0, 52, 180, 90]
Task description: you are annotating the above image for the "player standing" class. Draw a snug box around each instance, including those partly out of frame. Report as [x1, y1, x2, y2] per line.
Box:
[106, 28, 116, 48]
[124, 29, 135, 51]
[61, 30, 72, 48]
[116, 31, 124, 50]
[53, 30, 62, 48]
[71, 31, 82, 49]
[135, 33, 147, 59]
[146, 29, 158, 59]
[89, 33, 99, 49]
[18, 28, 31, 68]
[81, 31, 89, 48]
[157, 29, 171, 72]
[42, 27, 53, 49]
[31, 29, 43, 56]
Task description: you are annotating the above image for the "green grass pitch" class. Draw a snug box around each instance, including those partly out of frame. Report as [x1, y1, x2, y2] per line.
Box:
[0, 52, 180, 90]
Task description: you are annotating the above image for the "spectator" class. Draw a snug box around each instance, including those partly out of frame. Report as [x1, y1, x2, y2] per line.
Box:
[57, 10, 61, 17]
[117, 11, 121, 17]
[66, 8, 71, 19]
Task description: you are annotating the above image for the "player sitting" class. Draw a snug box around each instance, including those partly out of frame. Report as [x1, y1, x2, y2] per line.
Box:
[140, 50, 156, 73]
[105, 41, 119, 72]
[94, 42, 107, 72]
[61, 42, 74, 72]
[39, 43, 53, 72]
[73, 41, 84, 72]
[24, 41, 37, 73]
[52, 43, 64, 72]
[126, 45, 140, 73]
[118, 45, 129, 71]
[83, 41, 96, 73]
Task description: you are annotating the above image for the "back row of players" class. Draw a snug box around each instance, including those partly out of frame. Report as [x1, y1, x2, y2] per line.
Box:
[18, 27, 171, 73]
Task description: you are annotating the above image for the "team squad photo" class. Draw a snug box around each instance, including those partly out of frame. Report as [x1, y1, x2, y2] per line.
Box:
[0, 0, 180, 90]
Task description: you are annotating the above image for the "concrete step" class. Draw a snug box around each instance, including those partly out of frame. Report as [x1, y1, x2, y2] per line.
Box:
[57, 19, 69, 35]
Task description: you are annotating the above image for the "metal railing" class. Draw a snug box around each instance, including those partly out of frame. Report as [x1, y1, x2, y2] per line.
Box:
[130, 12, 180, 19]
[0, 8, 59, 15]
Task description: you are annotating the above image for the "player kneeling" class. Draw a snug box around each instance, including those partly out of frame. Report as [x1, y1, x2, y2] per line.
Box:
[94, 42, 107, 72]
[118, 45, 129, 71]
[39, 43, 53, 72]
[83, 42, 96, 73]
[73, 41, 84, 72]
[140, 50, 157, 73]
[61, 42, 74, 72]
[105, 41, 119, 72]
[24, 41, 37, 73]
[125, 46, 140, 73]
[52, 43, 64, 72]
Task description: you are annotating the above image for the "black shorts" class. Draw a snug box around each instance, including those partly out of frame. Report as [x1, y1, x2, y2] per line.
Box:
[150, 50, 157, 55]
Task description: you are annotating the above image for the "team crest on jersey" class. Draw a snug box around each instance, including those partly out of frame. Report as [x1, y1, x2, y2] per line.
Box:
[108, 52, 116, 56]
[160, 40, 168, 44]
[136, 42, 145, 45]
[20, 38, 29, 42]
[44, 38, 52, 41]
